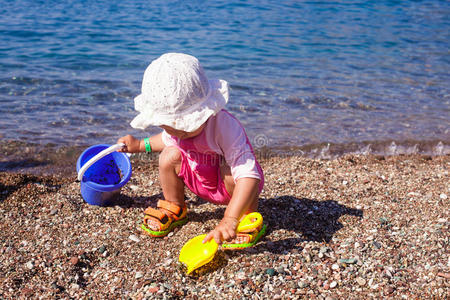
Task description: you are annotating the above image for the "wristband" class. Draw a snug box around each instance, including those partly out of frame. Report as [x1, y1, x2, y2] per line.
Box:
[144, 138, 152, 153]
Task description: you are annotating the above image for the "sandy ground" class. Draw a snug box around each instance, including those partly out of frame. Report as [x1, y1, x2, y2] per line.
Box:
[0, 154, 448, 299]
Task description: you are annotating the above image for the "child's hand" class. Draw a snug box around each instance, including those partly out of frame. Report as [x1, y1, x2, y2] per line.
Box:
[203, 216, 239, 245]
[117, 135, 142, 153]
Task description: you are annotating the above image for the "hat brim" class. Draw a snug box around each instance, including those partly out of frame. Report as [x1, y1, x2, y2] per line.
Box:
[130, 79, 229, 132]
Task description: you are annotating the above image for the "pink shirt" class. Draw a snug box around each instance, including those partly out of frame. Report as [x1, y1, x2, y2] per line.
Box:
[161, 109, 264, 184]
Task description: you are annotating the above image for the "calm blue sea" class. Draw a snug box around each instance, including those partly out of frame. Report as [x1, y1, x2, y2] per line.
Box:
[1, 0, 449, 157]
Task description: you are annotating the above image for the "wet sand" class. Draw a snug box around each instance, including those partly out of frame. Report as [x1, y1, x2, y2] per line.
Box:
[0, 154, 448, 299]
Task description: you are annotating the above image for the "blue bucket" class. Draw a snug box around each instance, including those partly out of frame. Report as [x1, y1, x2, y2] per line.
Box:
[76, 144, 132, 206]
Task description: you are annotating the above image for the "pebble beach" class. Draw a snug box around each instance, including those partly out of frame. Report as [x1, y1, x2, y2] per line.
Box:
[0, 153, 448, 299]
[2, 1, 449, 298]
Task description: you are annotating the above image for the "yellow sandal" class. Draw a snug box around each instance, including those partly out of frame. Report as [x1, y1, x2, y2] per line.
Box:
[222, 212, 267, 250]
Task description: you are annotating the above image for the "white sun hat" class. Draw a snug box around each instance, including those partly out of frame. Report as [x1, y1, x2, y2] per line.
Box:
[130, 53, 229, 132]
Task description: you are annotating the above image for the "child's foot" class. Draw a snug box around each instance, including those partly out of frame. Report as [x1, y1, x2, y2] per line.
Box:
[141, 200, 188, 237]
[222, 222, 267, 250]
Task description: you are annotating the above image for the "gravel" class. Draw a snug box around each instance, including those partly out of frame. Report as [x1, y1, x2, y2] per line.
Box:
[0, 154, 449, 299]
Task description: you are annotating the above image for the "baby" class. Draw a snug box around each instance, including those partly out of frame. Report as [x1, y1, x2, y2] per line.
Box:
[118, 53, 265, 247]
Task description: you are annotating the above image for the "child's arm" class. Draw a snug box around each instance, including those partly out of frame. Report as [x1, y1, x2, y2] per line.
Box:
[117, 132, 165, 153]
[203, 177, 260, 245]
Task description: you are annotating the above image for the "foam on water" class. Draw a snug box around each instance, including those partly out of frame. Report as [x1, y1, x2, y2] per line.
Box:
[256, 140, 450, 161]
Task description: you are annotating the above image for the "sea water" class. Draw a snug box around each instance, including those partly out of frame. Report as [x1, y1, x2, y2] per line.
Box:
[1, 0, 449, 160]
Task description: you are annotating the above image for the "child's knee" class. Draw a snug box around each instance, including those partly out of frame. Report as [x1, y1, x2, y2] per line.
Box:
[159, 146, 182, 170]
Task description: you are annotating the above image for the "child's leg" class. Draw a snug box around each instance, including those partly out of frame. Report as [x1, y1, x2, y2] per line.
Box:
[142, 146, 188, 236]
[159, 146, 185, 207]
[220, 163, 259, 215]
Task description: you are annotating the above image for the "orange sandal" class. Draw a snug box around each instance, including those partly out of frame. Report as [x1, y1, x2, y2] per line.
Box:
[141, 200, 188, 237]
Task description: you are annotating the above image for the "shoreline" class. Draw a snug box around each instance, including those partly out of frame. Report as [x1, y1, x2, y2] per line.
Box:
[1, 153, 448, 298]
[1, 138, 449, 176]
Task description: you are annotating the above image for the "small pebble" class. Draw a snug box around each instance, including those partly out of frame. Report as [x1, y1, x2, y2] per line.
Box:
[379, 217, 389, 225]
[135, 272, 143, 279]
[372, 241, 382, 249]
[356, 277, 366, 286]
[129, 235, 140, 243]
[320, 246, 328, 254]
[330, 281, 337, 288]
[305, 254, 312, 263]
[265, 268, 276, 276]
[440, 193, 447, 200]
[332, 264, 339, 270]
[338, 258, 357, 264]
[26, 261, 34, 270]
[70, 257, 79, 266]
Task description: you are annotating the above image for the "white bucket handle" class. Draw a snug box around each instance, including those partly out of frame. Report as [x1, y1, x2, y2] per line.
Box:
[77, 143, 125, 182]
